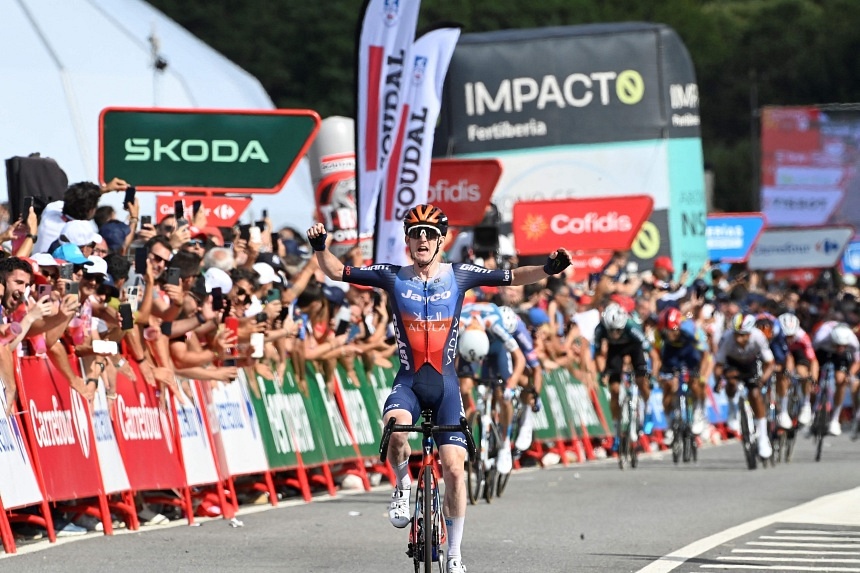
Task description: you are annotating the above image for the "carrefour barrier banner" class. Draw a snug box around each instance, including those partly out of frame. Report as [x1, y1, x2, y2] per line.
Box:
[0, 376, 43, 509]
[706, 213, 766, 263]
[171, 379, 219, 487]
[89, 364, 131, 495]
[748, 226, 854, 270]
[113, 365, 185, 491]
[206, 371, 269, 477]
[17, 357, 103, 501]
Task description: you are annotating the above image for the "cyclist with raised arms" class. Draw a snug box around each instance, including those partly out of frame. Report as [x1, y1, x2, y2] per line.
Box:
[713, 313, 775, 459]
[754, 312, 793, 431]
[308, 204, 571, 573]
[458, 301, 526, 474]
[778, 313, 819, 427]
[811, 321, 859, 436]
[655, 307, 709, 445]
[594, 302, 658, 449]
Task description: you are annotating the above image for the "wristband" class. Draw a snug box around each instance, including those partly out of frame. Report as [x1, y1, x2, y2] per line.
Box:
[309, 231, 327, 252]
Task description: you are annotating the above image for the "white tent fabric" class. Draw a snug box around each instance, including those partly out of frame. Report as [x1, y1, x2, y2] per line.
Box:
[0, 0, 314, 229]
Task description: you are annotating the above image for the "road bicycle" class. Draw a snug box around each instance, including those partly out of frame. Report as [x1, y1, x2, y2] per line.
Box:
[380, 410, 476, 573]
[775, 372, 804, 463]
[465, 378, 505, 504]
[670, 368, 696, 464]
[735, 380, 761, 470]
[617, 370, 640, 470]
[810, 362, 836, 462]
[762, 372, 781, 467]
[496, 384, 535, 497]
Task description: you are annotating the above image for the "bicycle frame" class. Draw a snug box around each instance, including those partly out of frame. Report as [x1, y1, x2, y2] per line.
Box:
[468, 378, 504, 504]
[671, 368, 696, 464]
[379, 411, 476, 573]
[812, 362, 836, 462]
[736, 382, 758, 470]
[617, 371, 640, 470]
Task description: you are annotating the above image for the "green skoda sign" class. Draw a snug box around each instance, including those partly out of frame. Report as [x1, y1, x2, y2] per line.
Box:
[99, 107, 321, 193]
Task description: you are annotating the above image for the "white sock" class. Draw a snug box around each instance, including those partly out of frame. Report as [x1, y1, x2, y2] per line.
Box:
[446, 516, 464, 559]
[803, 396, 811, 407]
[515, 410, 534, 451]
[394, 460, 411, 491]
[833, 405, 843, 422]
[780, 395, 788, 413]
[756, 417, 768, 440]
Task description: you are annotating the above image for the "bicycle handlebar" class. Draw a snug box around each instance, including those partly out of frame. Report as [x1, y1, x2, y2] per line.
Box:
[379, 416, 477, 464]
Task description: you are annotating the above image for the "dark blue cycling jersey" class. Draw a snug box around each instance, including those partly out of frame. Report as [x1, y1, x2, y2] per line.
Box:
[342, 262, 512, 376]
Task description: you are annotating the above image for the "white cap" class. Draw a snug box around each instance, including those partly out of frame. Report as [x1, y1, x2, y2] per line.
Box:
[85, 255, 108, 276]
[844, 274, 857, 286]
[252, 262, 280, 286]
[31, 252, 60, 268]
[701, 303, 715, 320]
[60, 219, 101, 247]
[204, 267, 233, 294]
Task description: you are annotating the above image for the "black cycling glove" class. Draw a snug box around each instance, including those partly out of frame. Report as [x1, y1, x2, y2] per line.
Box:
[544, 250, 571, 275]
[309, 231, 327, 252]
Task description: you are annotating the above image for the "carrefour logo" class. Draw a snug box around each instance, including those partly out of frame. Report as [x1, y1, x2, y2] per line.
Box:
[124, 139, 270, 164]
[465, 69, 645, 116]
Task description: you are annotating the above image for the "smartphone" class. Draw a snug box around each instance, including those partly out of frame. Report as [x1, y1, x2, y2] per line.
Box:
[211, 287, 223, 311]
[174, 200, 184, 219]
[119, 303, 134, 331]
[92, 339, 118, 355]
[238, 225, 251, 242]
[23, 196, 34, 214]
[224, 316, 239, 356]
[124, 185, 136, 208]
[37, 284, 52, 299]
[262, 209, 268, 219]
[141, 215, 152, 227]
[271, 233, 280, 249]
[60, 263, 73, 280]
[249, 226, 262, 244]
[223, 242, 233, 251]
[222, 357, 238, 368]
[166, 267, 181, 286]
[160, 321, 173, 337]
[682, 262, 688, 273]
[221, 299, 232, 322]
[68, 282, 80, 296]
[192, 200, 202, 217]
[266, 288, 281, 304]
[134, 247, 147, 275]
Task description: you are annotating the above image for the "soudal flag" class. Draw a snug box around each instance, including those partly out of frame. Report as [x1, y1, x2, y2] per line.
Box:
[356, 0, 421, 238]
[376, 27, 461, 264]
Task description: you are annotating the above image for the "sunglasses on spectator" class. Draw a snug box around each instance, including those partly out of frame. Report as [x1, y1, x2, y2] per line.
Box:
[149, 252, 170, 264]
[186, 239, 204, 246]
[161, 225, 175, 234]
[407, 227, 440, 240]
[83, 273, 104, 284]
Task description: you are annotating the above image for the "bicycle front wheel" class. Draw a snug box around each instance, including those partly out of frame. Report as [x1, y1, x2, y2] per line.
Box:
[813, 404, 827, 462]
[423, 467, 433, 573]
[739, 399, 757, 470]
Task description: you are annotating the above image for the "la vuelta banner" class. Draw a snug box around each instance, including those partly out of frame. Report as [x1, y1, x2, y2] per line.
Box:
[356, 0, 422, 238]
[513, 195, 654, 256]
[376, 27, 461, 264]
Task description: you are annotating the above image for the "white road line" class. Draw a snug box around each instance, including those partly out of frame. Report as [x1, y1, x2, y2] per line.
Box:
[779, 531, 860, 536]
[761, 536, 860, 542]
[749, 542, 860, 549]
[637, 486, 860, 573]
[733, 549, 860, 556]
[720, 556, 860, 563]
[699, 566, 860, 572]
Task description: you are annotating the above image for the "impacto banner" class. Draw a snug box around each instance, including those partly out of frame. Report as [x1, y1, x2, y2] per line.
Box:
[356, 0, 421, 238]
[747, 226, 854, 270]
[376, 27, 461, 264]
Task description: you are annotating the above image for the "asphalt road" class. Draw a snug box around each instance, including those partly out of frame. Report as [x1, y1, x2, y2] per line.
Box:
[5, 432, 860, 572]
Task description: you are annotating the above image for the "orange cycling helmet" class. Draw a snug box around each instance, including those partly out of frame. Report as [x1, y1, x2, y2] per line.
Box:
[403, 204, 449, 236]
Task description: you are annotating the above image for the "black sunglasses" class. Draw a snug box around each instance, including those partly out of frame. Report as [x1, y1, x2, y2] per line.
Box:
[407, 227, 440, 240]
[149, 252, 170, 264]
[83, 273, 105, 284]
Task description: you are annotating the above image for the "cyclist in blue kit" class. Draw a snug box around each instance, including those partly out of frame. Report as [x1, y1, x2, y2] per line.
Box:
[308, 204, 571, 573]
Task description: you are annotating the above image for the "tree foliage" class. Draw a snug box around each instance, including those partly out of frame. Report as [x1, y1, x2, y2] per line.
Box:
[148, 0, 860, 211]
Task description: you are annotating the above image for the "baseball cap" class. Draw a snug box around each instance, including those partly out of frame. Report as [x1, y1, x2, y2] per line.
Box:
[84, 256, 108, 276]
[52, 243, 90, 265]
[99, 220, 130, 253]
[653, 256, 674, 273]
[204, 267, 233, 294]
[256, 252, 285, 273]
[253, 262, 280, 286]
[60, 219, 101, 247]
[31, 253, 60, 268]
[321, 284, 346, 307]
[527, 307, 550, 327]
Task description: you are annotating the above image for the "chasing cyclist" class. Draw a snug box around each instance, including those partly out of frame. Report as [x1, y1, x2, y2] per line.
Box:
[713, 313, 775, 459]
[594, 302, 658, 449]
[778, 313, 819, 427]
[458, 301, 526, 474]
[308, 204, 571, 573]
[811, 320, 859, 436]
[655, 307, 709, 445]
[754, 312, 793, 431]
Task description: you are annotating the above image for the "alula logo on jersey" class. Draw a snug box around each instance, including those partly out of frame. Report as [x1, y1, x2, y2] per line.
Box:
[124, 139, 270, 164]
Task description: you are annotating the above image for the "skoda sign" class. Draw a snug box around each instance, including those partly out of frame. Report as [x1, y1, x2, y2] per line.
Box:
[99, 108, 321, 193]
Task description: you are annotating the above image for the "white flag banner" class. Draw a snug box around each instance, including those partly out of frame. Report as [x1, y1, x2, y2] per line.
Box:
[376, 27, 461, 264]
[356, 0, 422, 237]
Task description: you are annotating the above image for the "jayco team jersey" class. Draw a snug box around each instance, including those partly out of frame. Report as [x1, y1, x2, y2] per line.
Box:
[342, 262, 512, 376]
